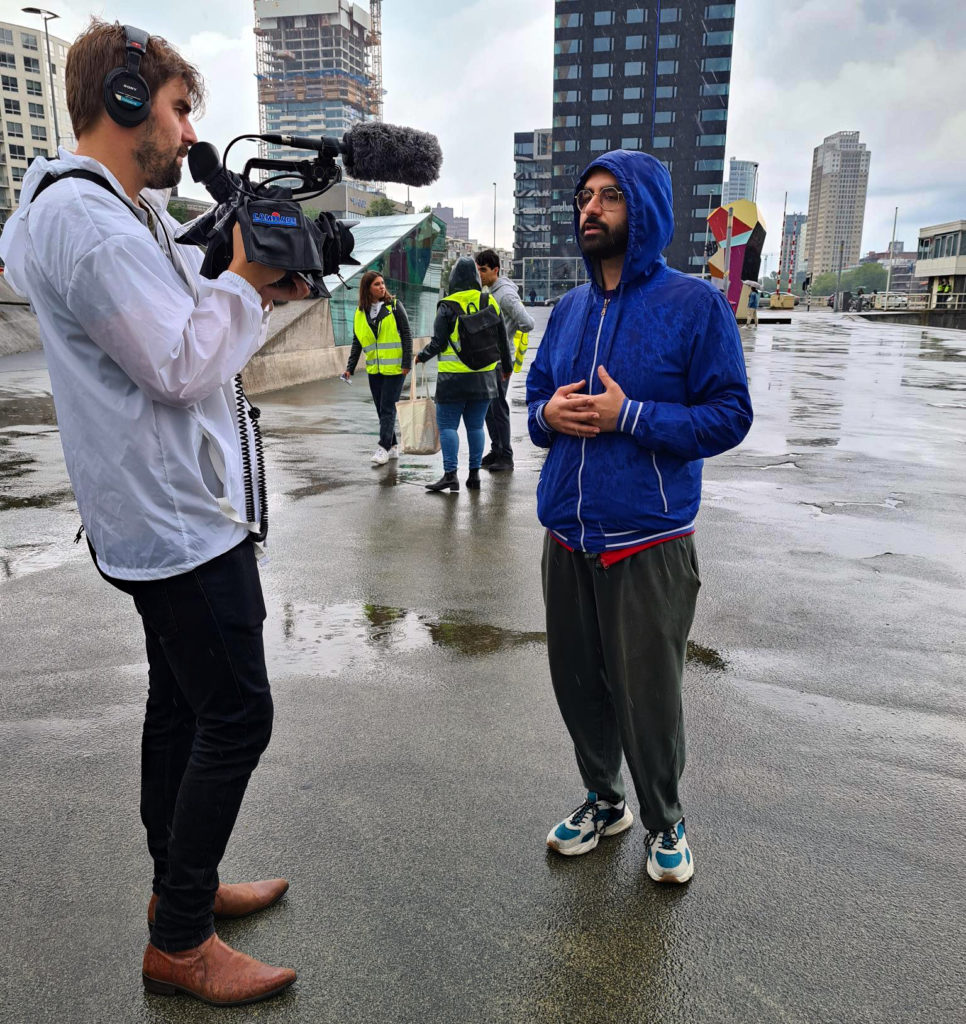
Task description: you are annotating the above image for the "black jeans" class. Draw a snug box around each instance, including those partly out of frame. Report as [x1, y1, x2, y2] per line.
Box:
[98, 539, 274, 952]
[368, 372, 405, 451]
[484, 370, 512, 459]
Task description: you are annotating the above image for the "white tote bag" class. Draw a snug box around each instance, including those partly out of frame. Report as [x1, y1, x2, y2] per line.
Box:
[395, 365, 440, 455]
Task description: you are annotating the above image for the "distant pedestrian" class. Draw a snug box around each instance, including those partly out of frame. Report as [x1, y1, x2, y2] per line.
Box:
[416, 256, 512, 492]
[937, 277, 951, 308]
[529, 287, 537, 304]
[747, 283, 759, 326]
[476, 249, 535, 472]
[342, 271, 412, 465]
[528, 150, 752, 883]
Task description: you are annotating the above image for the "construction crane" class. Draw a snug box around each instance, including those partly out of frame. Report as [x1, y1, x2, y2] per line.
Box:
[365, 0, 384, 121]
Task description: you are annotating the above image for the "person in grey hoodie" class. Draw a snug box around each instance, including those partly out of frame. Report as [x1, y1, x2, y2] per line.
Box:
[475, 249, 535, 471]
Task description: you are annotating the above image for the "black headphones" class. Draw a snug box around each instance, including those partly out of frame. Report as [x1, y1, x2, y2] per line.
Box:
[103, 25, 152, 127]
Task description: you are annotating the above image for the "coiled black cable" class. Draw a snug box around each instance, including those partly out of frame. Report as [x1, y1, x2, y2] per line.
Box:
[234, 373, 268, 543]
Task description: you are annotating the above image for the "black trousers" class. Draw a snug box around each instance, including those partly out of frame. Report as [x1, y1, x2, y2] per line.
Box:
[541, 533, 700, 831]
[484, 370, 512, 459]
[98, 539, 274, 952]
[368, 372, 405, 451]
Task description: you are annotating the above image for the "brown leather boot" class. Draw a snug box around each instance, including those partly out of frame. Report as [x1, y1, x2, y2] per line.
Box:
[147, 878, 289, 925]
[142, 934, 296, 1006]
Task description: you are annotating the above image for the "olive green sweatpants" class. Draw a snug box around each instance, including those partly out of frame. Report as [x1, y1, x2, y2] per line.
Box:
[541, 533, 700, 832]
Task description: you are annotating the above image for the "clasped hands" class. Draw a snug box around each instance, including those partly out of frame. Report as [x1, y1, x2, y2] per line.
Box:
[542, 366, 625, 437]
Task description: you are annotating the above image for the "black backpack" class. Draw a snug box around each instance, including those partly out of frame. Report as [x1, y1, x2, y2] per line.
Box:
[439, 293, 502, 370]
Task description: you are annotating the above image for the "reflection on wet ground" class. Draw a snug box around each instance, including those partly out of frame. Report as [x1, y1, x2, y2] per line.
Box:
[265, 599, 729, 677]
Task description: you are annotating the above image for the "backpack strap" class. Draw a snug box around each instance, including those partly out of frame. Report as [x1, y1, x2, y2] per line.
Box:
[30, 169, 139, 223]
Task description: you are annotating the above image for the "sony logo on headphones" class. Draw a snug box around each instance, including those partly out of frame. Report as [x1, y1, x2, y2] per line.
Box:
[252, 211, 298, 227]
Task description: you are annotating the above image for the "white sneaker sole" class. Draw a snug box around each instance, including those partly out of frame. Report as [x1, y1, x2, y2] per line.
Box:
[546, 807, 634, 856]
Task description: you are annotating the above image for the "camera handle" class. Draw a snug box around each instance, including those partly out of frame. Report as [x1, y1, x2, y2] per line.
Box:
[242, 157, 342, 198]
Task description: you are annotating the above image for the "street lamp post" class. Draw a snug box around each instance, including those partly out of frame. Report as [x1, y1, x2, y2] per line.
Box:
[492, 181, 496, 249]
[22, 8, 61, 151]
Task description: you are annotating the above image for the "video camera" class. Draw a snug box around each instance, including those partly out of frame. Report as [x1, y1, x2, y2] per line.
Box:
[176, 121, 443, 297]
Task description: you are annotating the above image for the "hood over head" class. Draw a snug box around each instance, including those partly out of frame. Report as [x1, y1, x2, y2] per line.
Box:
[448, 255, 482, 293]
[572, 149, 674, 287]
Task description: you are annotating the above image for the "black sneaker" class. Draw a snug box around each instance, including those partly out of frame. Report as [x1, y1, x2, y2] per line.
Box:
[481, 451, 499, 468]
[488, 457, 514, 472]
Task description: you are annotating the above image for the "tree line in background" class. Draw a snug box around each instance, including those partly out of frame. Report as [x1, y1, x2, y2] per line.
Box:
[761, 261, 887, 296]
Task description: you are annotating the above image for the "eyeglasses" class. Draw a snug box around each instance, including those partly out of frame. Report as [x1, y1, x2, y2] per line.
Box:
[574, 186, 625, 211]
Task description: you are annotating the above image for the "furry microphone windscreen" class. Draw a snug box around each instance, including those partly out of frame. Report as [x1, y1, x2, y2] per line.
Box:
[342, 122, 442, 187]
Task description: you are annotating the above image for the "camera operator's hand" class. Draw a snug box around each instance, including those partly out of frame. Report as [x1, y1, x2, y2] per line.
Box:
[227, 223, 309, 306]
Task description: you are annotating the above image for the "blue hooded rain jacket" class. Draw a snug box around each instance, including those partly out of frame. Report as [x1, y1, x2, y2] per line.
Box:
[526, 150, 753, 553]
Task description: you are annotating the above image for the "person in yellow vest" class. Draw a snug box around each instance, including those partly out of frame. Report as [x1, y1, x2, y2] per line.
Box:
[416, 256, 512, 492]
[342, 270, 412, 465]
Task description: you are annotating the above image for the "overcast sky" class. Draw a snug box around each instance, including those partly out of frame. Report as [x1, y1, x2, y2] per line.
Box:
[2, 0, 962, 268]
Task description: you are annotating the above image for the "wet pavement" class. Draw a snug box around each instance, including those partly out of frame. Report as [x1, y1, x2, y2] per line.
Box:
[0, 309, 964, 1023]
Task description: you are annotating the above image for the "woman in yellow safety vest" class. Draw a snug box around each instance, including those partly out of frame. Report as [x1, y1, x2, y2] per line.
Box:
[415, 257, 512, 492]
[342, 271, 413, 465]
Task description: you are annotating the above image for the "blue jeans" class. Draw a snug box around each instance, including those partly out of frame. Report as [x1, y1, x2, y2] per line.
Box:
[435, 398, 491, 472]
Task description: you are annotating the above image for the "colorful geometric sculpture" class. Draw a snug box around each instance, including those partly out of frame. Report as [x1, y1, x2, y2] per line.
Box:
[706, 199, 766, 316]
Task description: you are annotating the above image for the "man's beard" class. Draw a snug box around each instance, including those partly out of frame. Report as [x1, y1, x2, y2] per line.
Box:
[579, 218, 629, 260]
[133, 125, 185, 190]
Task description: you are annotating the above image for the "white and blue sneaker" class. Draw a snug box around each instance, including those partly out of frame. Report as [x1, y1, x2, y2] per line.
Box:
[546, 791, 634, 856]
[645, 818, 694, 883]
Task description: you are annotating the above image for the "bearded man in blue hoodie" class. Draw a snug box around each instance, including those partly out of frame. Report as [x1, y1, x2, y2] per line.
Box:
[527, 151, 753, 882]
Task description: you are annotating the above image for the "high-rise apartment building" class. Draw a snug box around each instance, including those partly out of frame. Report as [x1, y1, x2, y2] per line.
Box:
[550, 1, 735, 272]
[0, 19, 73, 228]
[513, 128, 552, 261]
[432, 203, 470, 241]
[804, 131, 871, 277]
[778, 211, 806, 289]
[722, 157, 758, 204]
[253, 1, 379, 168]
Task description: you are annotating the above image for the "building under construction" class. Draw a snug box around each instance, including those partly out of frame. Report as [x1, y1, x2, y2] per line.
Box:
[253, 0, 383, 169]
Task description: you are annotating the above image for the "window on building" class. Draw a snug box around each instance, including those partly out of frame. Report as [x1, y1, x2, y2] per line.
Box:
[695, 159, 724, 171]
[703, 31, 734, 45]
[554, 64, 580, 80]
[590, 138, 608, 151]
[621, 137, 641, 149]
[652, 136, 673, 148]
[660, 7, 681, 21]
[701, 109, 728, 121]
[1, 75, 18, 93]
[593, 37, 613, 51]
[654, 111, 676, 123]
[32, 146, 48, 158]
[21, 32, 38, 50]
[657, 61, 678, 75]
[690, 231, 711, 242]
[592, 88, 612, 101]
[12, 165, 25, 181]
[627, 8, 646, 23]
[555, 13, 583, 28]
[30, 124, 46, 141]
[555, 39, 582, 54]
[656, 85, 678, 98]
[624, 61, 644, 75]
[693, 183, 721, 196]
[626, 35, 644, 49]
[697, 134, 727, 146]
[591, 113, 612, 126]
[23, 57, 41, 74]
[3, 98, 19, 114]
[659, 34, 679, 48]
[701, 82, 729, 96]
[705, 4, 736, 18]
[623, 111, 643, 125]
[6, 120, 23, 137]
[689, 255, 708, 267]
[553, 114, 581, 127]
[0, 29, 12, 46]
[592, 63, 612, 78]
[9, 143, 26, 159]
[26, 80, 42, 96]
[594, 11, 615, 25]
[701, 57, 732, 72]
[553, 139, 579, 152]
[624, 86, 642, 99]
[0, 52, 15, 69]
[554, 90, 580, 102]
[28, 102, 43, 118]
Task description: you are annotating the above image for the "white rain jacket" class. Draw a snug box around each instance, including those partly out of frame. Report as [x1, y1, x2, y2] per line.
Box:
[0, 149, 272, 580]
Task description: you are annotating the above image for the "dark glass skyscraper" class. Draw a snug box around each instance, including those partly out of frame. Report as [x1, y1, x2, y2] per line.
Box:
[550, 2, 735, 272]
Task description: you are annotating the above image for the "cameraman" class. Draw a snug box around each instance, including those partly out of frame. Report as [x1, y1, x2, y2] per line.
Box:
[0, 20, 304, 1007]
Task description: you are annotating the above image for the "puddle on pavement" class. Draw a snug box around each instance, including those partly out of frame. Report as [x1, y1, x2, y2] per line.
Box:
[265, 599, 729, 677]
[0, 540, 82, 581]
[265, 601, 546, 674]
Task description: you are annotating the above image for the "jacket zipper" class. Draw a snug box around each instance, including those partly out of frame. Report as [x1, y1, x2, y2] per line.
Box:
[576, 296, 610, 549]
